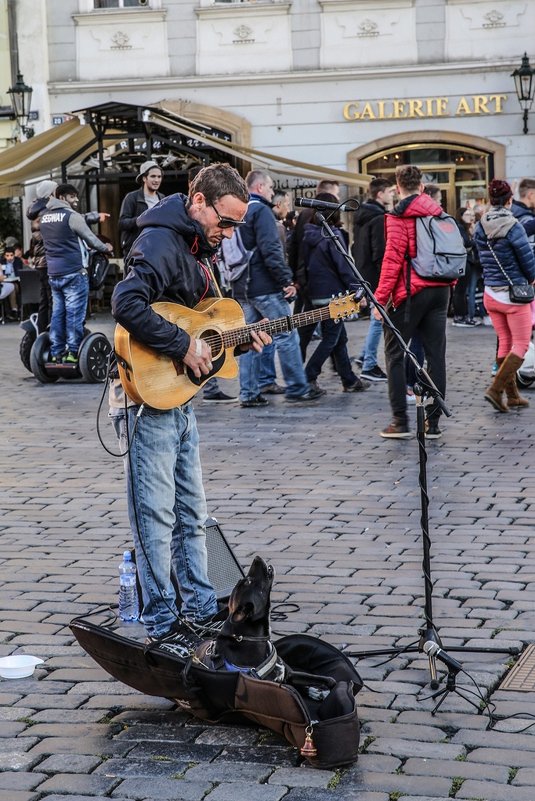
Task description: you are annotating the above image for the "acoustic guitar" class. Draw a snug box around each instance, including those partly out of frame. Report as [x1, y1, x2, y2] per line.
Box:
[114, 293, 360, 410]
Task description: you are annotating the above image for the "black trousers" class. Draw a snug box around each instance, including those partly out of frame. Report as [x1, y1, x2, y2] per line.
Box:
[383, 286, 449, 425]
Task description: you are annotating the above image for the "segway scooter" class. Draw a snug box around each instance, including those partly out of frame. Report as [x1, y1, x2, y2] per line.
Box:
[20, 315, 91, 374]
[29, 330, 112, 384]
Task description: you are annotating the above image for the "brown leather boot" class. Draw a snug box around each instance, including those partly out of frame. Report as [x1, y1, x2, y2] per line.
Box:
[505, 357, 530, 408]
[485, 354, 523, 412]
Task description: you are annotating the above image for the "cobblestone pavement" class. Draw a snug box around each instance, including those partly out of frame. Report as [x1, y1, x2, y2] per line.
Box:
[1, 312, 535, 801]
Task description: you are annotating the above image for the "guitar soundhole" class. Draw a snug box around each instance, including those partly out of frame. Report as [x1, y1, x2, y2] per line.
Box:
[201, 329, 223, 358]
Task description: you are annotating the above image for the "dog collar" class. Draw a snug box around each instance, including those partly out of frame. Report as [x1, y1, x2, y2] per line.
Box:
[223, 642, 281, 680]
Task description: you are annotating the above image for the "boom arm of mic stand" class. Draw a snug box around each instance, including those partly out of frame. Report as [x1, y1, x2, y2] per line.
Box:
[314, 212, 450, 417]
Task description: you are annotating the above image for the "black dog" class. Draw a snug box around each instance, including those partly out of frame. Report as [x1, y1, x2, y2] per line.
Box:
[195, 555, 286, 681]
[195, 557, 335, 702]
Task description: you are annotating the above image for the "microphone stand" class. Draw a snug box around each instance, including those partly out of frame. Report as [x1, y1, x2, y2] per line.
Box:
[312, 208, 518, 697]
[427, 667, 481, 716]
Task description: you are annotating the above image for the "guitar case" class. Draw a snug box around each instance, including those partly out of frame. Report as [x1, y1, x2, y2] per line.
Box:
[70, 612, 362, 769]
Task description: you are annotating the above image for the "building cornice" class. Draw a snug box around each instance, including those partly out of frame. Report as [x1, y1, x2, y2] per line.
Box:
[49, 59, 518, 94]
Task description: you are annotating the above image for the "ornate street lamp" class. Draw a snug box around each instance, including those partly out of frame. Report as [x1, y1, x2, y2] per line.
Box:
[7, 71, 34, 139]
[511, 53, 535, 135]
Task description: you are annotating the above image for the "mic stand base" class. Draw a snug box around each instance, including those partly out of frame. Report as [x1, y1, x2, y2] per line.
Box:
[429, 671, 483, 716]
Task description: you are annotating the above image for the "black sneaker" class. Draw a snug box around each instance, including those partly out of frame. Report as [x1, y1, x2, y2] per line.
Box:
[259, 383, 285, 395]
[286, 385, 325, 403]
[343, 377, 370, 392]
[182, 609, 228, 638]
[202, 391, 238, 403]
[452, 317, 472, 328]
[351, 357, 363, 368]
[308, 379, 325, 395]
[360, 365, 387, 382]
[240, 394, 269, 408]
[425, 419, 443, 439]
[144, 620, 204, 657]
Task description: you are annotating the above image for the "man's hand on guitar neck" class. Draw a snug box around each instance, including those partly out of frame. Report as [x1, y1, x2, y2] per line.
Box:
[238, 320, 272, 353]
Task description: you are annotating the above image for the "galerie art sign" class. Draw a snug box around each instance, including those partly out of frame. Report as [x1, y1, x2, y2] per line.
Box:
[343, 94, 507, 121]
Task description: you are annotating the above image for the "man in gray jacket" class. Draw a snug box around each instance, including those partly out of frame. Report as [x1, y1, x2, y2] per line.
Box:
[40, 183, 112, 363]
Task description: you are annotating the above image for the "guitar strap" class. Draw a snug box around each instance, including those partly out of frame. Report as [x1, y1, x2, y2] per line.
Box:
[203, 257, 224, 299]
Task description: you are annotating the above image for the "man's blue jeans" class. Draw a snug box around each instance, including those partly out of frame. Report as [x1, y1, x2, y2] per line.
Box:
[111, 403, 218, 639]
[239, 293, 308, 400]
[258, 344, 277, 390]
[48, 269, 89, 357]
[361, 316, 384, 372]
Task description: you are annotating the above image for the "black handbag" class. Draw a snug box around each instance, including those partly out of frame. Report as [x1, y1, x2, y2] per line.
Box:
[487, 239, 535, 304]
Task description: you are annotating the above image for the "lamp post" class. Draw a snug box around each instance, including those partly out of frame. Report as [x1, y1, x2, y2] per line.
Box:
[511, 53, 535, 135]
[7, 71, 34, 139]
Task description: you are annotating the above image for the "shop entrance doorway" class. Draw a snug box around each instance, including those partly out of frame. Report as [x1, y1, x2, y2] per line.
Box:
[361, 143, 490, 213]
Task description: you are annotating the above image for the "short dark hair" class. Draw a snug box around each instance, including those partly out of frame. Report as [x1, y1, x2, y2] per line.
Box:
[395, 165, 422, 192]
[311, 193, 340, 226]
[423, 183, 441, 199]
[187, 165, 204, 185]
[56, 183, 78, 198]
[316, 180, 339, 196]
[3, 246, 15, 255]
[369, 178, 393, 199]
[190, 163, 248, 204]
[519, 178, 535, 198]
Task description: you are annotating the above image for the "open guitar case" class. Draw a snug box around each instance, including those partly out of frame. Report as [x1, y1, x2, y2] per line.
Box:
[70, 611, 363, 769]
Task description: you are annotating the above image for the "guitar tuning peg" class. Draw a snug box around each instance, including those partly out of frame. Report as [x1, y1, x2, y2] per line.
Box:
[338, 292, 343, 297]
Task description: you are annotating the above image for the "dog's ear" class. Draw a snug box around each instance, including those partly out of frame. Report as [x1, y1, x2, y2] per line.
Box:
[229, 601, 254, 624]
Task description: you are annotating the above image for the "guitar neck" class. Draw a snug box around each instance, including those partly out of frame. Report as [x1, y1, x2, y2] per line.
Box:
[223, 305, 332, 349]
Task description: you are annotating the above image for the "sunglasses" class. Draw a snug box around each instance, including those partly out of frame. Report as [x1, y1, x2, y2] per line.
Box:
[210, 202, 247, 229]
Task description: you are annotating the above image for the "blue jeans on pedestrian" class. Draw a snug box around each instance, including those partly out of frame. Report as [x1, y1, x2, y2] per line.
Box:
[110, 403, 218, 639]
[361, 316, 384, 372]
[48, 269, 89, 358]
[239, 293, 308, 400]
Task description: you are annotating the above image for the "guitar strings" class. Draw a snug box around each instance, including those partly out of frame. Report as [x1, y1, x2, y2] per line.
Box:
[200, 304, 355, 352]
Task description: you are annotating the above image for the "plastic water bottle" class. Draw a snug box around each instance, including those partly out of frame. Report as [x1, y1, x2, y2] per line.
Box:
[118, 550, 139, 622]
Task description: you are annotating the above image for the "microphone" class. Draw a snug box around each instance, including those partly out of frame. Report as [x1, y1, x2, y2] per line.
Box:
[423, 641, 463, 674]
[295, 197, 359, 213]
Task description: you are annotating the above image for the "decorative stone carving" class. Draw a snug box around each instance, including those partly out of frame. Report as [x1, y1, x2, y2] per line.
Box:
[482, 10, 506, 28]
[233, 24, 255, 44]
[357, 18, 379, 38]
[110, 31, 132, 50]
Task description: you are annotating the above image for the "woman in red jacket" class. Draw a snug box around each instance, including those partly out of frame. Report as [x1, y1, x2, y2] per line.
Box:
[373, 165, 451, 439]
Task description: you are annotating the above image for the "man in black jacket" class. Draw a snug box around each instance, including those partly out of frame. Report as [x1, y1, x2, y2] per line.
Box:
[351, 177, 395, 382]
[118, 160, 165, 259]
[110, 163, 271, 643]
[237, 170, 323, 406]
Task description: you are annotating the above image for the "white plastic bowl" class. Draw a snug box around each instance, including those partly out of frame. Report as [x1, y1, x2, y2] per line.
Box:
[0, 655, 44, 679]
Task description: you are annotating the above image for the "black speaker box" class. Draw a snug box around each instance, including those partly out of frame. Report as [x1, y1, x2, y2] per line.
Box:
[204, 516, 245, 600]
[132, 517, 244, 609]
